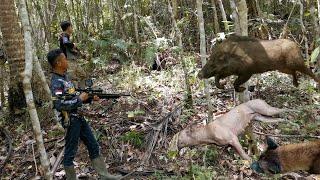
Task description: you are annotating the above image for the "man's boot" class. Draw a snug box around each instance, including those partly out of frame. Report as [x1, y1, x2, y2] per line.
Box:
[92, 156, 122, 180]
[64, 166, 77, 180]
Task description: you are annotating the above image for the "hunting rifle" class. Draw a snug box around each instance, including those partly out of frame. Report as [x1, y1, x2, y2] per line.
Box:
[75, 79, 130, 100]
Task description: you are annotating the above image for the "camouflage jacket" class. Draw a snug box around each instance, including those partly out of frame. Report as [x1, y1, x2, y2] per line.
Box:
[50, 72, 82, 115]
[59, 33, 78, 60]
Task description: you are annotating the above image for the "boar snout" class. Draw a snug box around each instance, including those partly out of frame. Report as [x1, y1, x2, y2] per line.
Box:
[197, 71, 205, 79]
[198, 66, 216, 79]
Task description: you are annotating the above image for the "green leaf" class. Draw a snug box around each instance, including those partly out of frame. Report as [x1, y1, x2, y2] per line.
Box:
[310, 47, 320, 63]
[144, 45, 157, 64]
[167, 150, 178, 159]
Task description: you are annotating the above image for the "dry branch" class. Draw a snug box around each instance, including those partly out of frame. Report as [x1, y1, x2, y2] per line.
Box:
[142, 104, 182, 165]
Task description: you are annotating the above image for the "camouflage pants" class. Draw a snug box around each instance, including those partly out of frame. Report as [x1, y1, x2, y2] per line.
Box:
[68, 60, 87, 88]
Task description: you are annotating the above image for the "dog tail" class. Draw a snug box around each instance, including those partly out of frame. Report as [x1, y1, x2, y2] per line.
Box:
[168, 132, 180, 152]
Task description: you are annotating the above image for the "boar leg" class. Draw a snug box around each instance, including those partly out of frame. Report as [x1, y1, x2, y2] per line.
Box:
[230, 135, 251, 160]
[292, 72, 299, 87]
[279, 69, 299, 87]
[234, 74, 252, 92]
[215, 76, 225, 89]
[310, 157, 320, 174]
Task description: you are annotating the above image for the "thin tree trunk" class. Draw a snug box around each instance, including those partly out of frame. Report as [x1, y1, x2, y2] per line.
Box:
[48, 0, 58, 24]
[197, 0, 213, 122]
[311, 1, 320, 39]
[211, 0, 220, 34]
[0, 40, 4, 105]
[114, 0, 126, 39]
[70, 0, 79, 41]
[63, 0, 71, 21]
[32, 0, 50, 52]
[230, 0, 250, 103]
[95, 0, 101, 31]
[18, 0, 52, 179]
[133, 0, 139, 44]
[217, 0, 229, 32]
[255, 0, 262, 17]
[172, 0, 178, 18]
[298, 0, 309, 65]
[100, 0, 105, 28]
[0, 63, 4, 106]
[33, 56, 52, 102]
[168, 0, 193, 108]
[318, 0, 320, 25]
[84, 0, 89, 33]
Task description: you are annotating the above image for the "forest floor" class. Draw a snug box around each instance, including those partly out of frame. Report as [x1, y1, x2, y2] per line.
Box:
[0, 59, 320, 180]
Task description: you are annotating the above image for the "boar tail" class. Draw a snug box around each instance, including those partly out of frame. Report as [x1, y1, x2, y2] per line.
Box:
[298, 66, 320, 84]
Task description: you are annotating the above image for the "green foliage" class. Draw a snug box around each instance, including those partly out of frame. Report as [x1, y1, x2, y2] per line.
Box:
[167, 150, 178, 159]
[91, 30, 135, 64]
[144, 44, 157, 65]
[180, 108, 195, 123]
[142, 37, 173, 66]
[204, 148, 219, 166]
[120, 130, 144, 148]
[47, 129, 64, 138]
[188, 164, 216, 180]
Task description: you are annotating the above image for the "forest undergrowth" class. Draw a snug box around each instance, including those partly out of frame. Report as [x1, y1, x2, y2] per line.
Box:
[1, 55, 319, 179]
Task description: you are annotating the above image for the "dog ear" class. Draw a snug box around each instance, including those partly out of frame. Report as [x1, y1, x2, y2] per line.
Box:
[266, 136, 278, 150]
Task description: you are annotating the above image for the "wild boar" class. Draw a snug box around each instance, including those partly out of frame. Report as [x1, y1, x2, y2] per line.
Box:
[198, 35, 320, 92]
[251, 137, 320, 174]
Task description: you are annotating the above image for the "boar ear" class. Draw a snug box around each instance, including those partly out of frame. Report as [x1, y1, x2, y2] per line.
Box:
[266, 136, 278, 150]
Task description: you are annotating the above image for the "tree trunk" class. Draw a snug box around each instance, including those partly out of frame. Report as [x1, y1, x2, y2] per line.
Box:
[298, 0, 309, 65]
[63, 0, 71, 21]
[311, 0, 320, 56]
[0, 0, 27, 114]
[0, 39, 5, 106]
[255, 0, 262, 17]
[133, 0, 139, 44]
[172, 0, 178, 18]
[113, 0, 126, 39]
[18, 0, 52, 179]
[0, 63, 4, 107]
[217, 0, 229, 32]
[230, 0, 249, 103]
[168, 0, 193, 108]
[84, 0, 90, 34]
[197, 0, 213, 122]
[318, 0, 320, 25]
[211, 0, 220, 34]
